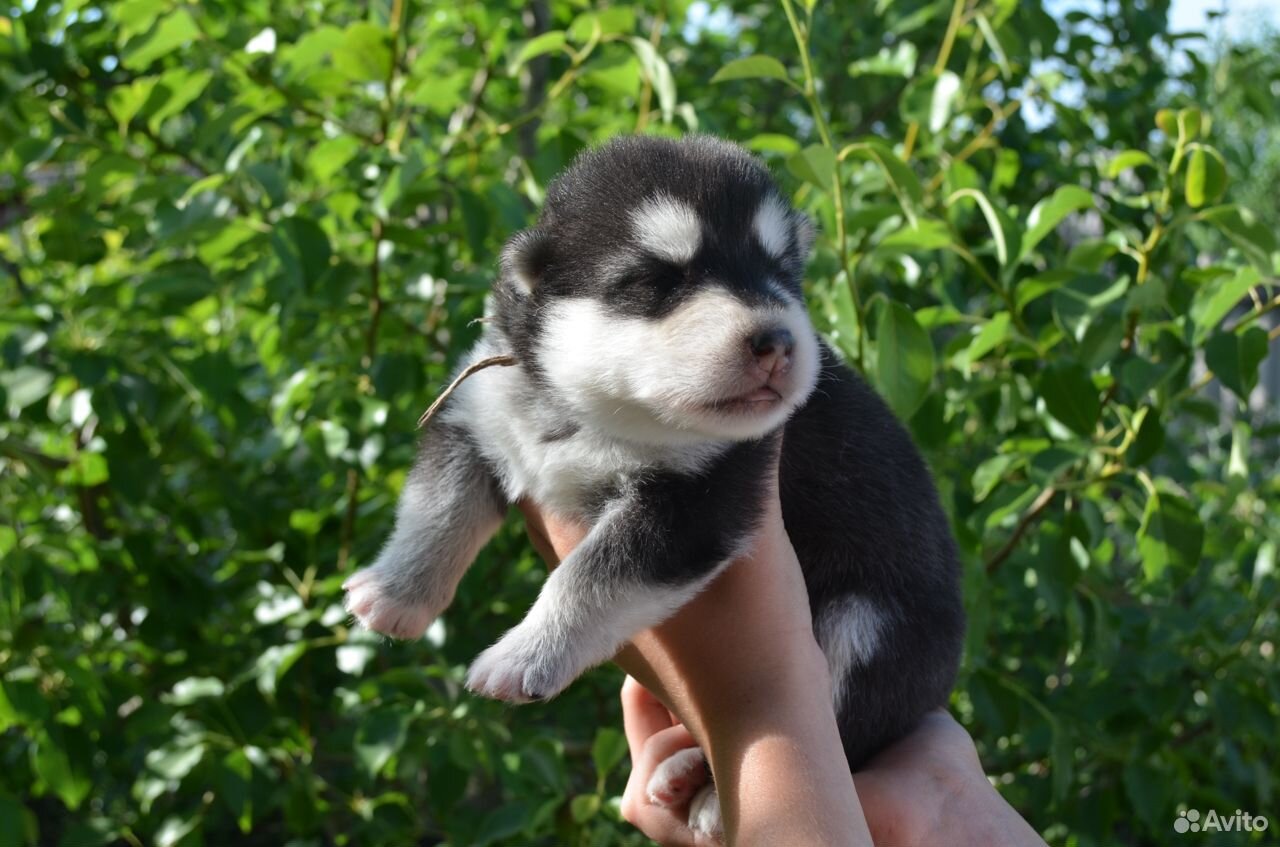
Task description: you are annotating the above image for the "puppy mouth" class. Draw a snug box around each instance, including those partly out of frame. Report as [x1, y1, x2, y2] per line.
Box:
[703, 385, 784, 414]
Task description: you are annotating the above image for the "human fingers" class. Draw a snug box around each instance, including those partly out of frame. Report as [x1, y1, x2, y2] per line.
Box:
[621, 723, 706, 847]
[621, 675, 675, 752]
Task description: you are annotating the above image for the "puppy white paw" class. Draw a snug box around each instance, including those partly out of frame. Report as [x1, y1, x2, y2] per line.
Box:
[646, 747, 709, 808]
[342, 567, 442, 640]
[465, 625, 580, 703]
[688, 784, 723, 841]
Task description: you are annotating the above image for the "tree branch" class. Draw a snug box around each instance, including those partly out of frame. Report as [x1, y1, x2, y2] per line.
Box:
[985, 485, 1059, 574]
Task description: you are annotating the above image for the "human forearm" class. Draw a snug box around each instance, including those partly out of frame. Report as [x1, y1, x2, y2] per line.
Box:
[620, 633, 871, 847]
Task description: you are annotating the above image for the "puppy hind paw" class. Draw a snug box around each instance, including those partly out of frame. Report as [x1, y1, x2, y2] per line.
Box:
[342, 567, 439, 640]
[688, 784, 724, 842]
[646, 747, 710, 808]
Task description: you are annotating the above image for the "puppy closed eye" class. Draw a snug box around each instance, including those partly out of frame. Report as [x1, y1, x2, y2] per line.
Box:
[615, 258, 686, 293]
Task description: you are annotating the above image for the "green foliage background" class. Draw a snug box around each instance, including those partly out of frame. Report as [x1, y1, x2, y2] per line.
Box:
[2, 0, 1278, 844]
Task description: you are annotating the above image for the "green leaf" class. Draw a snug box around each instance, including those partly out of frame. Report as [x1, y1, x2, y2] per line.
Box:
[146, 741, 206, 780]
[974, 12, 1010, 77]
[1130, 411, 1164, 466]
[1199, 205, 1277, 272]
[146, 68, 213, 133]
[113, 0, 166, 44]
[1, 367, 53, 414]
[875, 302, 935, 420]
[629, 38, 675, 123]
[711, 55, 792, 85]
[307, 135, 361, 181]
[1037, 362, 1099, 437]
[271, 216, 332, 292]
[972, 453, 1019, 502]
[570, 793, 601, 823]
[569, 8, 635, 42]
[1184, 144, 1227, 208]
[1228, 421, 1250, 482]
[1137, 487, 1203, 580]
[333, 22, 392, 82]
[1189, 265, 1258, 342]
[745, 133, 801, 156]
[165, 677, 225, 705]
[1105, 150, 1156, 178]
[511, 31, 567, 70]
[1205, 326, 1269, 401]
[154, 816, 199, 847]
[591, 728, 628, 778]
[878, 217, 953, 252]
[106, 76, 160, 132]
[787, 144, 836, 191]
[355, 708, 410, 777]
[843, 140, 923, 221]
[219, 751, 253, 834]
[1051, 274, 1128, 339]
[474, 803, 532, 846]
[375, 147, 427, 217]
[253, 642, 308, 698]
[929, 70, 962, 133]
[1177, 106, 1203, 141]
[966, 311, 1013, 362]
[33, 730, 92, 809]
[123, 9, 199, 69]
[947, 188, 1009, 265]
[1019, 185, 1094, 262]
[0, 792, 34, 847]
[849, 42, 918, 77]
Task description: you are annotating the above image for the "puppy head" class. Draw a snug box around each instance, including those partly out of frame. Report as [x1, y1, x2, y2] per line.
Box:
[495, 135, 820, 444]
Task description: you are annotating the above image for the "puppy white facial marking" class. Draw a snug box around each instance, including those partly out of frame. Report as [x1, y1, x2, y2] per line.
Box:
[753, 196, 791, 259]
[632, 195, 702, 264]
[538, 291, 820, 444]
[817, 595, 889, 714]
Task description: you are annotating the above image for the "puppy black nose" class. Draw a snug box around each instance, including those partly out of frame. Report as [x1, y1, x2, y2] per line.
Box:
[750, 328, 795, 358]
[749, 328, 795, 375]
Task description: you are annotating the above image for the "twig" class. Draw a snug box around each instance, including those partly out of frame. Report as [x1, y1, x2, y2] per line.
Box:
[634, 9, 666, 132]
[1, 254, 30, 301]
[985, 485, 1058, 574]
[442, 62, 491, 156]
[336, 467, 360, 572]
[363, 221, 385, 369]
[417, 355, 519, 429]
[903, 0, 968, 160]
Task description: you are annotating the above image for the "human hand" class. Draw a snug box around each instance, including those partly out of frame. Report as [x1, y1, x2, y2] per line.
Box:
[617, 689, 1047, 847]
[854, 709, 1048, 847]
[518, 460, 874, 846]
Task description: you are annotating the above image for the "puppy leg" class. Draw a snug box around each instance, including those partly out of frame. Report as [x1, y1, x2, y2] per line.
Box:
[344, 423, 505, 639]
[467, 440, 772, 702]
[464, 507, 731, 699]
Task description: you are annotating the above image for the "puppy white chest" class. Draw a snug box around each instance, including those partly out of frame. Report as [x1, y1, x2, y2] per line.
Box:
[443, 347, 725, 516]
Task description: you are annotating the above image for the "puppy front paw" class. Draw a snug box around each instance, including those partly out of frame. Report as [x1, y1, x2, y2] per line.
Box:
[342, 567, 442, 640]
[465, 625, 582, 703]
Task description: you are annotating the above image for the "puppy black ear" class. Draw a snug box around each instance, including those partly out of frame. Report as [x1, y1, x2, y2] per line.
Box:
[792, 212, 817, 261]
[500, 228, 553, 294]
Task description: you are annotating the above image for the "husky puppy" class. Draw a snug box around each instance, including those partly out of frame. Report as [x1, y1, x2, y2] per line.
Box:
[344, 136, 964, 829]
